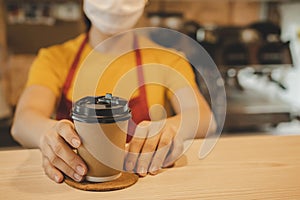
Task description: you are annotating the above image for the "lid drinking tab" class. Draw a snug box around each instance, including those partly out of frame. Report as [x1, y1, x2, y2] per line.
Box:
[71, 94, 131, 123]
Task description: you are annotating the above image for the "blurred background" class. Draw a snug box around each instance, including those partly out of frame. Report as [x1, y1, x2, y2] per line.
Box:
[0, 0, 300, 149]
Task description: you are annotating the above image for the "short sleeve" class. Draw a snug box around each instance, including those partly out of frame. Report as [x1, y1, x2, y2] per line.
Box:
[168, 56, 196, 88]
[26, 46, 69, 98]
[163, 51, 197, 99]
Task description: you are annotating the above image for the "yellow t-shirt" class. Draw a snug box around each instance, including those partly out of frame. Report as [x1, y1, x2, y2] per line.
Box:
[27, 34, 197, 119]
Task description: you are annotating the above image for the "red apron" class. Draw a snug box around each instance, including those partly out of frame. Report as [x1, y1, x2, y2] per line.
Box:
[56, 34, 150, 142]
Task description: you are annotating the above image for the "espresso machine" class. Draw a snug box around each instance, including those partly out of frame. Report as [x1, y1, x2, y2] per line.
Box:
[196, 21, 294, 131]
[147, 15, 295, 132]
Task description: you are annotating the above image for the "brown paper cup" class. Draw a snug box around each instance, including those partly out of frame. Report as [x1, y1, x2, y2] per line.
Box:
[72, 94, 131, 182]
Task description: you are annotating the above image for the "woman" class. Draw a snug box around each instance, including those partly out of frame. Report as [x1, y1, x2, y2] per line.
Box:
[11, 0, 215, 183]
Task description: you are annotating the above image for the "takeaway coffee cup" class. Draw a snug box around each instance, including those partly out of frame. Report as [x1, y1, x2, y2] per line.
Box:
[71, 93, 131, 182]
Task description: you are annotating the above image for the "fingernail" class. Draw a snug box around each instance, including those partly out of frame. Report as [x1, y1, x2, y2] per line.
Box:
[126, 161, 134, 171]
[72, 138, 80, 148]
[74, 173, 82, 182]
[76, 165, 85, 176]
[150, 166, 159, 174]
[138, 167, 147, 175]
[54, 175, 60, 183]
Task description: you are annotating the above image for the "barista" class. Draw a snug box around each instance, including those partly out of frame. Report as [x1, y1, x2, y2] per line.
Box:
[11, 0, 216, 183]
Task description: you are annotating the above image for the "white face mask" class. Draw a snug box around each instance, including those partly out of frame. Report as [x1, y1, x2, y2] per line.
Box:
[84, 0, 146, 35]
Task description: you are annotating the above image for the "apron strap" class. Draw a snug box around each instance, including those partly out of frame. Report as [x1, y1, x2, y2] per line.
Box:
[126, 35, 151, 142]
[133, 35, 148, 95]
[56, 34, 89, 121]
[62, 34, 89, 95]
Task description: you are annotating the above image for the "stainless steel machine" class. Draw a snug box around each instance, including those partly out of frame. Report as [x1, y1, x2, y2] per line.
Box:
[146, 14, 296, 132]
[197, 21, 295, 131]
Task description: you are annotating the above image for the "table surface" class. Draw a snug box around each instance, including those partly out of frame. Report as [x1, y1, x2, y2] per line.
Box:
[1, 134, 300, 200]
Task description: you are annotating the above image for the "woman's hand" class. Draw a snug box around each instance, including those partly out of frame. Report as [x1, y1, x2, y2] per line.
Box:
[39, 120, 88, 183]
[125, 118, 184, 176]
[124, 86, 215, 177]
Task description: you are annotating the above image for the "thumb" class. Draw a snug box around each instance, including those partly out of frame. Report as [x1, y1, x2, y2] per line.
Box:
[55, 120, 81, 148]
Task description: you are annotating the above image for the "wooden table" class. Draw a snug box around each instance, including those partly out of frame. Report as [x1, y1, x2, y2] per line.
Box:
[1, 135, 300, 200]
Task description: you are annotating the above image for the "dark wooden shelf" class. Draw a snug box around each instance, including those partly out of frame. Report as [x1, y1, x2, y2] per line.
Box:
[0, 118, 20, 148]
[7, 20, 85, 54]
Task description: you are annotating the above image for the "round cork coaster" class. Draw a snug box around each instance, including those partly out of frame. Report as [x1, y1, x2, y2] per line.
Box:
[64, 172, 139, 191]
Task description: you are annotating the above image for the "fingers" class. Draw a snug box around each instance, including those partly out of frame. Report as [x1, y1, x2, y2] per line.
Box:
[136, 121, 168, 176]
[163, 136, 184, 168]
[43, 155, 83, 183]
[125, 121, 149, 173]
[40, 120, 87, 183]
[42, 156, 64, 183]
[136, 135, 160, 176]
[55, 120, 81, 148]
[148, 126, 174, 175]
[126, 120, 174, 176]
[41, 143, 85, 182]
[46, 132, 87, 177]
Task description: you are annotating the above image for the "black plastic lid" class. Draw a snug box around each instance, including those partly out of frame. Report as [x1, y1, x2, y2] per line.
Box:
[71, 94, 131, 123]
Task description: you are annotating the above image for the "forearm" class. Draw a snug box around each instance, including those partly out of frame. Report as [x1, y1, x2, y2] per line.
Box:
[11, 107, 57, 149]
[11, 85, 59, 149]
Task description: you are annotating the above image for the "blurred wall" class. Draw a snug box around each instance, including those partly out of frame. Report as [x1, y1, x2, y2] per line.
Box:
[138, 1, 260, 27]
